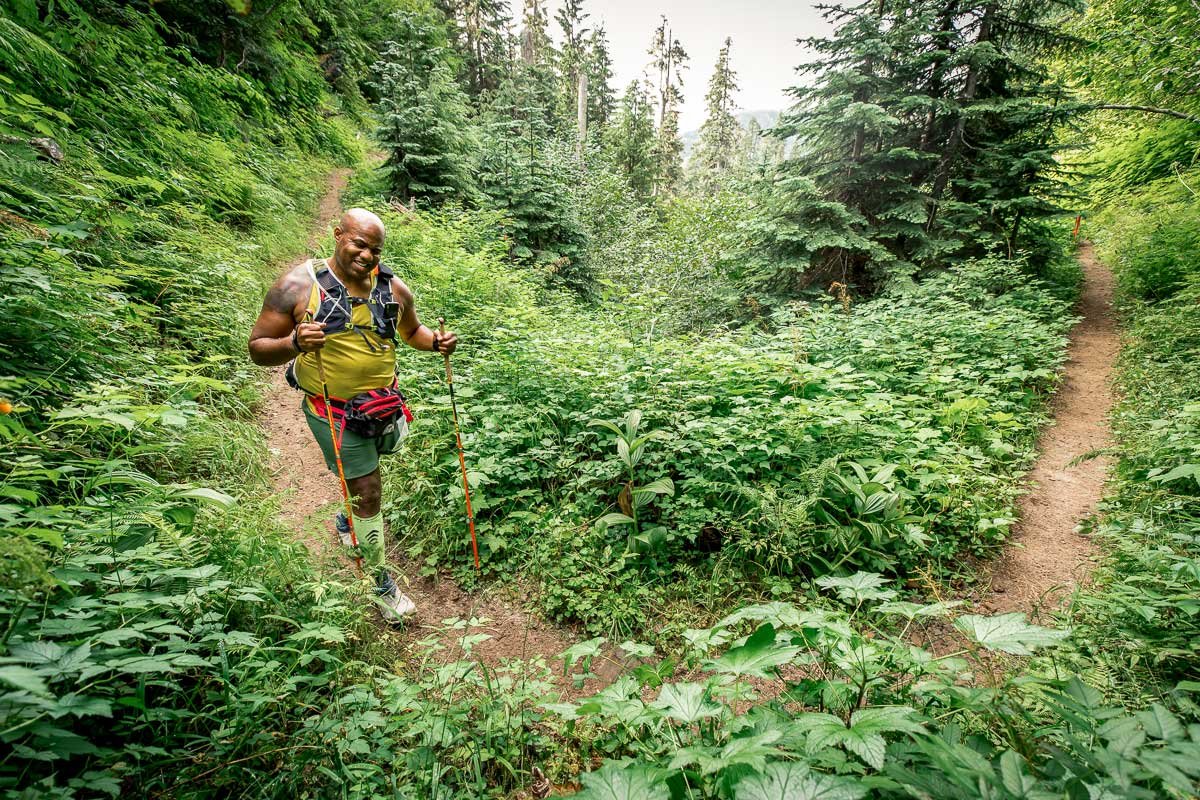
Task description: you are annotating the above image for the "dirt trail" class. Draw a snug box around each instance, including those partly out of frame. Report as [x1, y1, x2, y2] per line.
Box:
[258, 168, 618, 689]
[981, 242, 1116, 617]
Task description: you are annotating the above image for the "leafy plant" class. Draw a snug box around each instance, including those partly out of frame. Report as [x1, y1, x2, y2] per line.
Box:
[590, 410, 676, 561]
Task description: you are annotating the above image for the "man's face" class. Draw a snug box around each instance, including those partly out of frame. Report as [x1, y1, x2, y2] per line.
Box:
[333, 220, 385, 282]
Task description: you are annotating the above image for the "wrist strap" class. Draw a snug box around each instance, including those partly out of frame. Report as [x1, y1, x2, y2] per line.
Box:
[431, 334, 440, 353]
[292, 327, 304, 354]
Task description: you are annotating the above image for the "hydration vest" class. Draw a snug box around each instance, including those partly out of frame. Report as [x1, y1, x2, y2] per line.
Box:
[309, 259, 398, 346]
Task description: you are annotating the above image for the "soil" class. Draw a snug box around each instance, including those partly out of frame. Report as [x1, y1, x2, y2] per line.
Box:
[258, 168, 624, 695]
[977, 242, 1117, 618]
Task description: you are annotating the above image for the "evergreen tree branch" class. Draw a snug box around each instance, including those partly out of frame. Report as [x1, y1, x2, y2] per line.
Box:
[1091, 104, 1200, 124]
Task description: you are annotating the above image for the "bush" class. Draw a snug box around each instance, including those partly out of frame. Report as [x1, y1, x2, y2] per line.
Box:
[360, 219, 1075, 634]
[1094, 169, 1200, 301]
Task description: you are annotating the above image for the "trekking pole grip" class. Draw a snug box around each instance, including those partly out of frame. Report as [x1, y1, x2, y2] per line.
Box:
[438, 317, 452, 382]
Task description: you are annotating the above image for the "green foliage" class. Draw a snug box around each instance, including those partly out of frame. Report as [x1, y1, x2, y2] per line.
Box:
[553, 593, 1199, 798]
[375, 10, 479, 203]
[605, 80, 658, 200]
[570, 158, 754, 337]
[589, 410, 676, 562]
[646, 16, 688, 198]
[477, 116, 588, 286]
[1092, 168, 1200, 301]
[689, 37, 742, 193]
[1076, 180, 1200, 694]
[364, 223, 1073, 635]
[1063, 0, 1200, 218]
[441, 0, 510, 97]
[1068, 0, 1200, 117]
[757, 0, 1082, 296]
[1084, 119, 1200, 201]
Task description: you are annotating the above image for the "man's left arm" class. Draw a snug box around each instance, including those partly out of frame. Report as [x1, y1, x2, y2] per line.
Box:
[392, 278, 457, 354]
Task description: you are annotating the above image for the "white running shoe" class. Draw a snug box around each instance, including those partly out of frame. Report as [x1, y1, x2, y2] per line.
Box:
[377, 585, 416, 624]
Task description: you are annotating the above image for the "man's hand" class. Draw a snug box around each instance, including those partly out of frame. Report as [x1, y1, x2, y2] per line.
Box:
[434, 330, 458, 355]
[295, 321, 327, 352]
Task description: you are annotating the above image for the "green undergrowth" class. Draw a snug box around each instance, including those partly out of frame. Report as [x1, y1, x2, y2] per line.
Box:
[0, 5, 405, 796]
[545, 590, 1200, 799]
[355, 200, 1077, 637]
[1074, 168, 1200, 703]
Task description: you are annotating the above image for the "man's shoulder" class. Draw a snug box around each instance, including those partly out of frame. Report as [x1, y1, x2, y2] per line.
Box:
[263, 262, 316, 315]
[387, 272, 413, 302]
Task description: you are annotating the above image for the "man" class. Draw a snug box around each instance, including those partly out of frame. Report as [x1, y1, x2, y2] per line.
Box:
[249, 207, 457, 621]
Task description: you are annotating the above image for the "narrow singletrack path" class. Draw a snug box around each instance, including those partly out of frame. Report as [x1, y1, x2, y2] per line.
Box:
[257, 168, 618, 688]
[981, 242, 1116, 616]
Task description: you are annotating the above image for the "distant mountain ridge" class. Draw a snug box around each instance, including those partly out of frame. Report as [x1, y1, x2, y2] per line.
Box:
[682, 109, 782, 158]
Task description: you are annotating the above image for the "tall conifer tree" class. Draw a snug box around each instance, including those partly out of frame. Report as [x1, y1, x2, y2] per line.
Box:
[648, 17, 688, 196]
[554, 0, 589, 126]
[517, 0, 559, 127]
[585, 25, 616, 129]
[690, 37, 742, 191]
[441, 0, 510, 97]
[374, 11, 477, 203]
[755, 0, 1078, 295]
[605, 79, 657, 199]
[478, 53, 587, 285]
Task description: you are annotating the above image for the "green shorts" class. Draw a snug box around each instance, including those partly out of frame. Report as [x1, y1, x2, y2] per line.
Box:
[302, 399, 408, 480]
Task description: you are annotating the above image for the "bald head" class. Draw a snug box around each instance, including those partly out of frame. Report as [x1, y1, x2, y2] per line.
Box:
[331, 208, 386, 281]
[338, 207, 385, 239]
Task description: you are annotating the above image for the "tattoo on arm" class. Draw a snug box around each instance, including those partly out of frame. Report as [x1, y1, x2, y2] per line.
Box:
[263, 275, 307, 315]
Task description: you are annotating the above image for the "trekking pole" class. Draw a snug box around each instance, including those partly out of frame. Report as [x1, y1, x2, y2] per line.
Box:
[307, 316, 364, 573]
[439, 318, 480, 572]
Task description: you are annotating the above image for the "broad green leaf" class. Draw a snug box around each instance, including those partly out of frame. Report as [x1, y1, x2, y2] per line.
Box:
[617, 437, 633, 467]
[815, 572, 897, 604]
[846, 706, 926, 737]
[0, 486, 38, 502]
[714, 604, 852, 640]
[1098, 716, 1145, 758]
[874, 600, 963, 619]
[598, 512, 636, 527]
[1139, 751, 1200, 794]
[652, 682, 723, 724]
[999, 750, 1038, 796]
[734, 762, 867, 800]
[670, 730, 783, 775]
[9, 640, 65, 665]
[622, 409, 643, 440]
[561, 636, 607, 670]
[0, 665, 50, 696]
[705, 623, 800, 678]
[618, 640, 655, 659]
[1151, 463, 1200, 488]
[56, 693, 113, 719]
[588, 419, 623, 437]
[575, 763, 670, 800]
[953, 613, 1069, 655]
[789, 707, 923, 770]
[683, 626, 733, 655]
[1137, 703, 1184, 741]
[715, 602, 808, 630]
[634, 477, 675, 496]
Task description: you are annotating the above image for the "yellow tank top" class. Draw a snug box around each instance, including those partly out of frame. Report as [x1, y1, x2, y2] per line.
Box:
[293, 260, 396, 407]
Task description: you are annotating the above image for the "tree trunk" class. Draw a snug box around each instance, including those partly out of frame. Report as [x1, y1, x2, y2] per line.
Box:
[926, 3, 993, 232]
[577, 72, 588, 159]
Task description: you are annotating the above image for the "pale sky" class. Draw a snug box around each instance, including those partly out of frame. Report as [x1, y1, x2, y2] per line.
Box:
[507, 0, 831, 132]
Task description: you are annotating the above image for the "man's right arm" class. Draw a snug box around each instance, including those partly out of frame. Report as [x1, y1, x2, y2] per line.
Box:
[248, 267, 322, 366]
